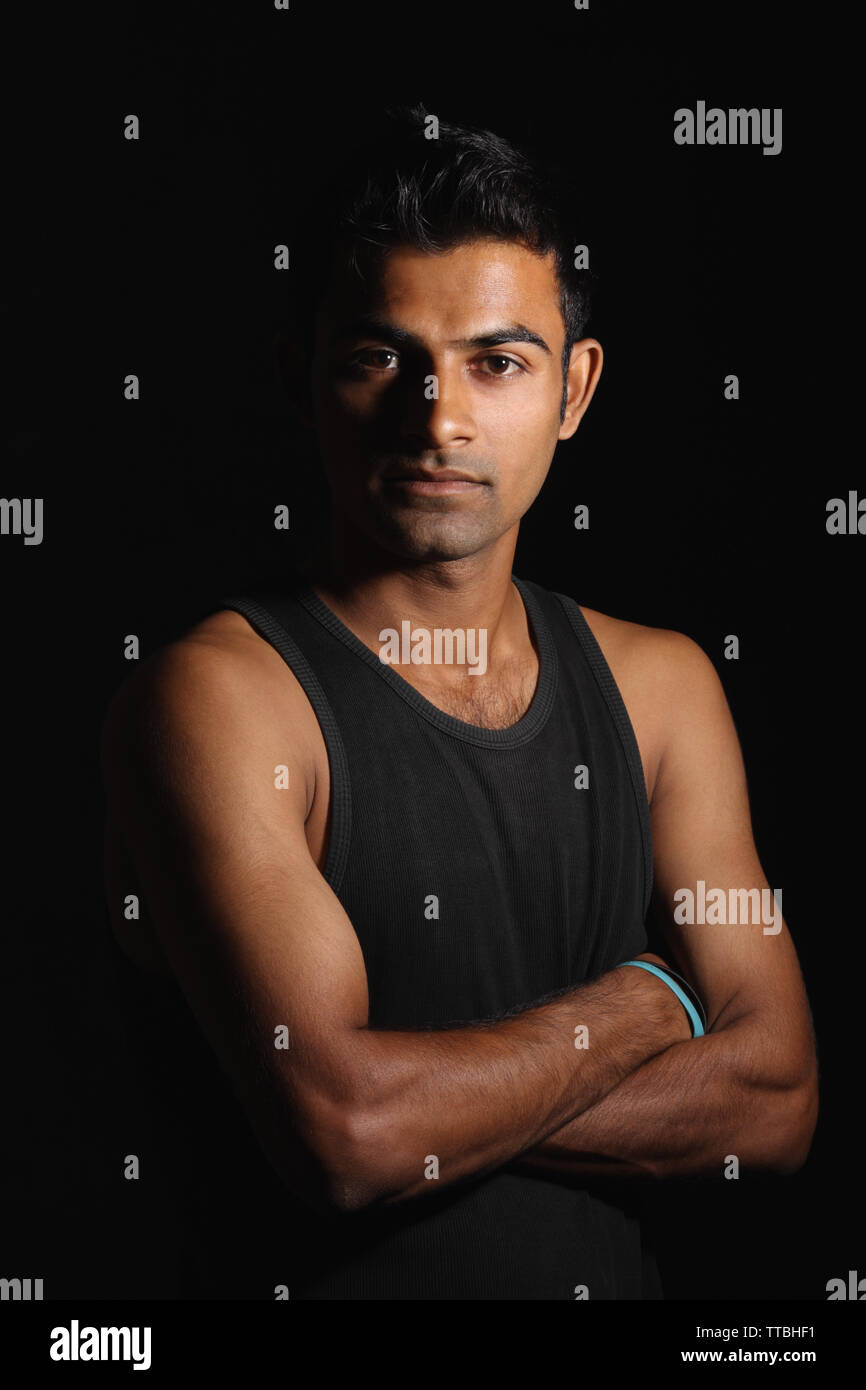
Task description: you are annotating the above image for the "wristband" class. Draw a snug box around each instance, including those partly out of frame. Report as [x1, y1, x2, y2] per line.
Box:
[649, 961, 708, 1035]
[615, 960, 706, 1038]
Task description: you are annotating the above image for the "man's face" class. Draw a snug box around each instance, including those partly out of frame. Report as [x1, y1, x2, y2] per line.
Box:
[309, 238, 593, 564]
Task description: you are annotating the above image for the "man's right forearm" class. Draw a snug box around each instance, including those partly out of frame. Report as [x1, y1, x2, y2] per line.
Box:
[333, 961, 691, 1208]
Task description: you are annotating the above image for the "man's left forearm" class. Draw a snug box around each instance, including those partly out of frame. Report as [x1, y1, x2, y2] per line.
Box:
[506, 1012, 818, 1182]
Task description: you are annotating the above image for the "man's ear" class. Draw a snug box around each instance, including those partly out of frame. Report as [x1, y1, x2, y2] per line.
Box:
[274, 329, 314, 429]
[558, 338, 603, 441]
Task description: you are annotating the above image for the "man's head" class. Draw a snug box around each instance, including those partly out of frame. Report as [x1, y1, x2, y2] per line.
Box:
[282, 105, 602, 568]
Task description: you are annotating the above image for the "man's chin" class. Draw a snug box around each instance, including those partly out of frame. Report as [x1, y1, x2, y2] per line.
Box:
[379, 538, 482, 564]
[362, 512, 494, 563]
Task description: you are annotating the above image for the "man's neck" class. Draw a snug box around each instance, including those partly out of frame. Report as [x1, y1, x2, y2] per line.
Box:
[305, 550, 533, 683]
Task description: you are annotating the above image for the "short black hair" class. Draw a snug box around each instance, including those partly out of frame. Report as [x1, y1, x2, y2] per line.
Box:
[286, 104, 595, 422]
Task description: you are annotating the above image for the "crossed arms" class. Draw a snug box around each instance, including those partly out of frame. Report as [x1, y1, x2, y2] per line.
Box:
[100, 624, 818, 1214]
[509, 631, 818, 1184]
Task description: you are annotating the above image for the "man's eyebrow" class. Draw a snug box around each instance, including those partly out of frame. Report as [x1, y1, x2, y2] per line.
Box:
[337, 316, 552, 356]
[457, 324, 552, 355]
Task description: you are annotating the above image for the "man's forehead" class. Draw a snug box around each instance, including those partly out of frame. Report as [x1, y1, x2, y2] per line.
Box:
[320, 239, 562, 334]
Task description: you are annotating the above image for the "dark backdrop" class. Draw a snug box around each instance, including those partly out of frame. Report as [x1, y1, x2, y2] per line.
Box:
[3, 1, 854, 1301]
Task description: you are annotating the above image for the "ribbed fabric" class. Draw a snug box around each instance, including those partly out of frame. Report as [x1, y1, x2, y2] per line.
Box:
[194, 571, 662, 1300]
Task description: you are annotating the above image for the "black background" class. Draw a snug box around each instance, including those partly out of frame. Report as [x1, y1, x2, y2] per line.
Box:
[2, 1, 856, 1302]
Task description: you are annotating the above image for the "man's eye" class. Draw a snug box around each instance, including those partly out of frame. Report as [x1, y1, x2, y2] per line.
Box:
[353, 349, 399, 370]
[479, 355, 524, 376]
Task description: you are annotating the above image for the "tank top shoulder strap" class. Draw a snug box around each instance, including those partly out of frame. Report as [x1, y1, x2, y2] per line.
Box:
[542, 585, 654, 916]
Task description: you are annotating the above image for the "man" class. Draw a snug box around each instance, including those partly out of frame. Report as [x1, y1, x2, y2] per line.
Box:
[100, 106, 818, 1299]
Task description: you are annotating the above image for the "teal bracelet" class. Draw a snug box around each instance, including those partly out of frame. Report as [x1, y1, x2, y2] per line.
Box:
[615, 960, 706, 1038]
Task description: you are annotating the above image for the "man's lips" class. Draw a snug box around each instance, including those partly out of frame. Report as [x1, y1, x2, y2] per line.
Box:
[383, 469, 488, 495]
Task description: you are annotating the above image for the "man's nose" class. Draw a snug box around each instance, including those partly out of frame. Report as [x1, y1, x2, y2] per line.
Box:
[396, 363, 477, 450]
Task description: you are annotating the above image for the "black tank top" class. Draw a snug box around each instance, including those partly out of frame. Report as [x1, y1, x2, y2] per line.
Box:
[197, 571, 663, 1300]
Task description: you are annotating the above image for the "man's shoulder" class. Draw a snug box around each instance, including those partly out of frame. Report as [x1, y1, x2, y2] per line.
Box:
[533, 584, 723, 804]
[579, 604, 707, 677]
[100, 605, 320, 771]
[535, 579, 708, 687]
[103, 609, 274, 716]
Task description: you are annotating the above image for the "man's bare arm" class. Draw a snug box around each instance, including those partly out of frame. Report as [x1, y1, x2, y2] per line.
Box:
[100, 636, 692, 1214]
[507, 630, 819, 1182]
[506, 1000, 816, 1182]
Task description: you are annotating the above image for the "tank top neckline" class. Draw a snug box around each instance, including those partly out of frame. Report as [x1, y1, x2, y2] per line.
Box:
[291, 573, 559, 748]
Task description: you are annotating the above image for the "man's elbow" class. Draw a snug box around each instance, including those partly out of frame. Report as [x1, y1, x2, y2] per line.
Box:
[301, 1097, 399, 1214]
[764, 1071, 819, 1176]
